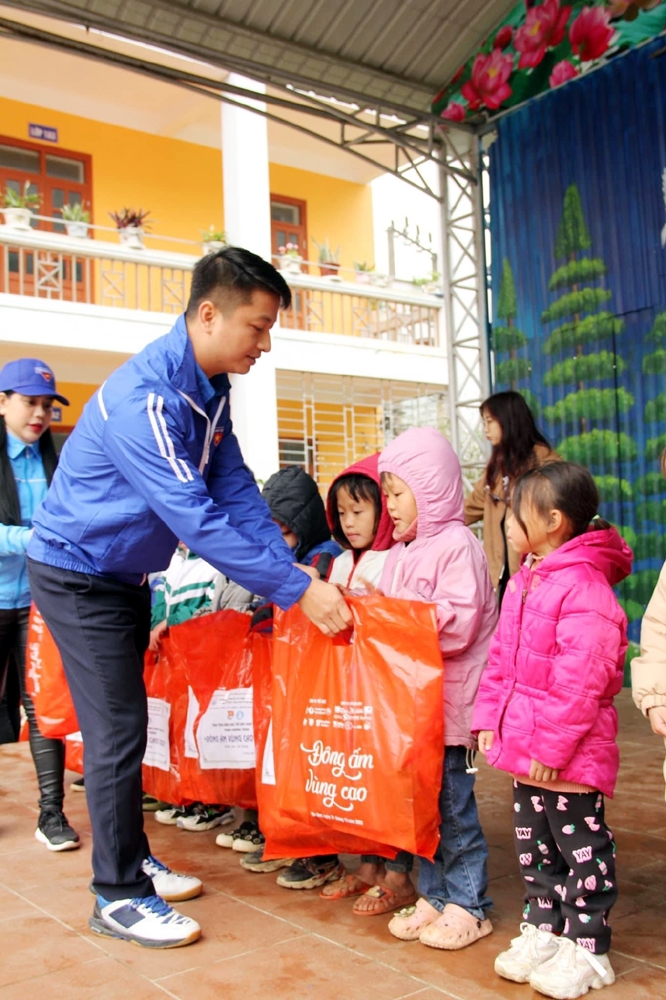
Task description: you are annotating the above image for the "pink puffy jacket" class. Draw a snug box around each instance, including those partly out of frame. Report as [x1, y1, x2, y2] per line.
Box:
[472, 527, 632, 797]
[379, 427, 497, 749]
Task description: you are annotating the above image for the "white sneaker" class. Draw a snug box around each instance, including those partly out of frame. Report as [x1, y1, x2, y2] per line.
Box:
[90, 893, 201, 948]
[141, 855, 203, 902]
[530, 937, 615, 999]
[495, 923, 560, 983]
[154, 806, 186, 826]
[176, 804, 234, 831]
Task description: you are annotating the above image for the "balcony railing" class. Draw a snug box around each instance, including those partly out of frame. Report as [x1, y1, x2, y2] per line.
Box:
[0, 222, 443, 347]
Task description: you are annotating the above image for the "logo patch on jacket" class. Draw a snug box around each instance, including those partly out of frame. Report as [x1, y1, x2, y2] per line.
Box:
[213, 429, 224, 447]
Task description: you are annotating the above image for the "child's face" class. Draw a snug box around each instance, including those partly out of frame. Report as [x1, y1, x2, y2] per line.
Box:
[336, 485, 377, 550]
[274, 519, 299, 550]
[481, 408, 502, 447]
[382, 473, 418, 535]
[506, 502, 564, 557]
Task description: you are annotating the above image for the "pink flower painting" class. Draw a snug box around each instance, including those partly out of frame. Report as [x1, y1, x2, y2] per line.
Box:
[513, 0, 572, 68]
[440, 101, 467, 122]
[549, 59, 578, 87]
[569, 6, 615, 61]
[461, 49, 514, 111]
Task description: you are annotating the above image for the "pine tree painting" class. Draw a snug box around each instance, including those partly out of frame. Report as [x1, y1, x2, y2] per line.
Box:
[491, 258, 539, 414]
[541, 185, 633, 508]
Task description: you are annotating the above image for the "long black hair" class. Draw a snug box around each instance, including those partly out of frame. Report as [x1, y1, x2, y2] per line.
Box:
[482, 390, 551, 487]
[0, 397, 58, 525]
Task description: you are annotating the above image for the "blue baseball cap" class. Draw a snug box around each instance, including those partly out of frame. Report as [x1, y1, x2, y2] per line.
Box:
[0, 358, 69, 405]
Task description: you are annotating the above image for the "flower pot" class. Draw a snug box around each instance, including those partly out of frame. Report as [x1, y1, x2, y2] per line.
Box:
[319, 263, 340, 278]
[65, 221, 89, 239]
[2, 207, 33, 230]
[118, 225, 145, 249]
[278, 255, 303, 274]
[202, 240, 226, 255]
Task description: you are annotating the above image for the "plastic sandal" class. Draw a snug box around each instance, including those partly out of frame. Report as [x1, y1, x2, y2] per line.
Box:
[320, 873, 373, 900]
[419, 902, 493, 950]
[388, 897, 441, 940]
[352, 883, 418, 917]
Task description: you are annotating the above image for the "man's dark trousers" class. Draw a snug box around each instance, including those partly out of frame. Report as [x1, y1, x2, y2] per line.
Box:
[28, 559, 154, 901]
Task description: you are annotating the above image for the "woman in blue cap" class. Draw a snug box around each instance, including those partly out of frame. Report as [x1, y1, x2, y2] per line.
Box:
[0, 357, 79, 851]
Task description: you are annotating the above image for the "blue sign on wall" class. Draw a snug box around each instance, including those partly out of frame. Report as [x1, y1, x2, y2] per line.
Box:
[28, 123, 58, 143]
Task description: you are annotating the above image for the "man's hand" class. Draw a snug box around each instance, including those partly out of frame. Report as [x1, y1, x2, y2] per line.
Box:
[298, 577, 353, 635]
[529, 758, 559, 782]
[647, 705, 666, 737]
[149, 620, 167, 653]
[478, 730, 494, 754]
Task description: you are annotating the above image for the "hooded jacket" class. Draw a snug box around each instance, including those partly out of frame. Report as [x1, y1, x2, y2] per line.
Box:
[325, 453, 395, 590]
[472, 527, 632, 798]
[378, 427, 497, 748]
[28, 315, 309, 610]
[261, 465, 341, 566]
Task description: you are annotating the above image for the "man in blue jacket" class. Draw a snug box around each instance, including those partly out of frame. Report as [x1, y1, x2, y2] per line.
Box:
[27, 246, 351, 949]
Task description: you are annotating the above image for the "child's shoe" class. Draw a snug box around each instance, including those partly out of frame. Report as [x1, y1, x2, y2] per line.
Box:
[495, 922, 560, 983]
[388, 897, 440, 941]
[419, 902, 492, 950]
[240, 845, 292, 873]
[176, 804, 234, 831]
[529, 938, 615, 999]
[276, 856, 344, 890]
[154, 805, 187, 826]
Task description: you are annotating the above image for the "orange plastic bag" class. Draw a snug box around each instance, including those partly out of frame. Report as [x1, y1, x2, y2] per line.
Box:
[271, 595, 444, 861]
[254, 629, 398, 861]
[142, 611, 258, 809]
[64, 731, 84, 774]
[25, 604, 78, 739]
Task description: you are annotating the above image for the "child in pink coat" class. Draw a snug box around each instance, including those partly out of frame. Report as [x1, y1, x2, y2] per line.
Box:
[374, 427, 498, 949]
[473, 462, 631, 1000]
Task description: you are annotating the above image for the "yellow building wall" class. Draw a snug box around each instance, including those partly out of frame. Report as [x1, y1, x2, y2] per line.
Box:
[0, 97, 374, 269]
[269, 163, 374, 272]
[55, 382, 98, 424]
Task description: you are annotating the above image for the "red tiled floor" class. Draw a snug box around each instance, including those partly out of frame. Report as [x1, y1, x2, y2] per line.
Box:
[0, 691, 665, 999]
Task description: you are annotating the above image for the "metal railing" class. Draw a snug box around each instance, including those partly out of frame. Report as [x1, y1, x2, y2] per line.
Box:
[0, 223, 443, 347]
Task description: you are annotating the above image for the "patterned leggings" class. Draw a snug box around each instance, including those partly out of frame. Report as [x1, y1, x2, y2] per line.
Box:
[512, 781, 618, 955]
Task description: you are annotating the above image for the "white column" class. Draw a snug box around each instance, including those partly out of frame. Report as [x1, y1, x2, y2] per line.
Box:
[222, 74, 280, 485]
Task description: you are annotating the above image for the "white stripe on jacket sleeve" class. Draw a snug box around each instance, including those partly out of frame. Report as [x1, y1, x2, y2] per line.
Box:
[146, 392, 194, 484]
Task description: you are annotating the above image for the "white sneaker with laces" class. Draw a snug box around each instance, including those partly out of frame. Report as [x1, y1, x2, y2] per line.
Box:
[495, 922, 560, 983]
[142, 855, 203, 902]
[529, 937, 615, 999]
[154, 806, 186, 826]
[90, 893, 201, 948]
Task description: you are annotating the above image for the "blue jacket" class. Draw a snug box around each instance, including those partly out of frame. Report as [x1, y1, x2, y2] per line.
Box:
[0, 432, 48, 608]
[29, 316, 310, 610]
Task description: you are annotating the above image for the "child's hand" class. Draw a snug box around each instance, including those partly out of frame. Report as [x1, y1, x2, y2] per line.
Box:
[648, 706, 666, 737]
[478, 730, 494, 754]
[149, 621, 167, 652]
[296, 563, 319, 581]
[529, 758, 559, 782]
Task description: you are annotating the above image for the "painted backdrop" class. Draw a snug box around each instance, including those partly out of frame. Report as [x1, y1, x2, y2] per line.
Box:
[488, 36, 666, 668]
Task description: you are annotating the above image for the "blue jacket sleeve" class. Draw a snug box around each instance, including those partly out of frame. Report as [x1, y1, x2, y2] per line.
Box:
[101, 394, 310, 610]
[0, 525, 31, 557]
[206, 417, 294, 561]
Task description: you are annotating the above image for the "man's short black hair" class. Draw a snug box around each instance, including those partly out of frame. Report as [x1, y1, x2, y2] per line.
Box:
[186, 245, 291, 318]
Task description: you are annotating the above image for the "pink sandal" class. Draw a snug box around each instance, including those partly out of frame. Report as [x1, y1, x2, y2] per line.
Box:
[419, 903, 493, 950]
[320, 873, 372, 900]
[352, 883, 418, 917]
[388, 897, 440, 940]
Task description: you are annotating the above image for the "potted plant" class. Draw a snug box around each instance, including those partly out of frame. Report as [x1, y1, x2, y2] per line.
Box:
[109, 207, 151, 249]
[276, 242, 303, 274]
[201, 226, 227, 254]
[61, 202, 90, 238]
[412, 270, 442, 295]
[313, 238, 341, 278]
[353, 261, 375, 285]
[2, 182, 41, 230]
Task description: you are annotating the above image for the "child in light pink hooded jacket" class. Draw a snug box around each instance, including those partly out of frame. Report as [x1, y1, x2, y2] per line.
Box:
[378, 426, 498, 951]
